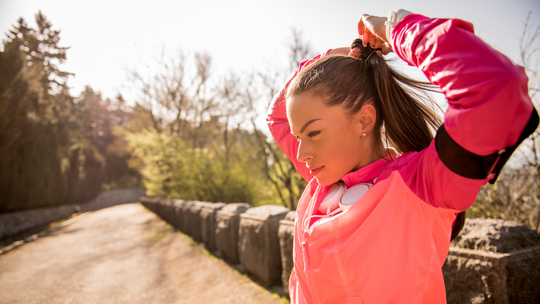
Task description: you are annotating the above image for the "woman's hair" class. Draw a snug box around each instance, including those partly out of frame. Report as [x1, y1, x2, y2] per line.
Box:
[287, 38, 466, 241]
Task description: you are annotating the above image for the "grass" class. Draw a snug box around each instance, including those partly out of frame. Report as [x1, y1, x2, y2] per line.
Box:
[274, 292, 290, 303]
[151, 231, 170, 240]
[176, 231, 199, 248]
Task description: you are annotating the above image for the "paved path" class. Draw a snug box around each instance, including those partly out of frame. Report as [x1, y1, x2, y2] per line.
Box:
[0, 204, 285, 304]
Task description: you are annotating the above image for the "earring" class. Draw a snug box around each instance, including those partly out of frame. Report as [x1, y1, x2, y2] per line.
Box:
[362, 132, 367, 138]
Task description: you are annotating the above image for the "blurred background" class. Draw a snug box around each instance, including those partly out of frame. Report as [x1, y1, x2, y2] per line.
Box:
[0, 0, 539, 231]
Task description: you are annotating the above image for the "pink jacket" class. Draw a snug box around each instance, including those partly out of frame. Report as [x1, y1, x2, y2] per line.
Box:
[266, 14, 534, 304]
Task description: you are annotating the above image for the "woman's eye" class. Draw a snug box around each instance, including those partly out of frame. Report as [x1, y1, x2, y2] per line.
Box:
[308, 131, 321, 138]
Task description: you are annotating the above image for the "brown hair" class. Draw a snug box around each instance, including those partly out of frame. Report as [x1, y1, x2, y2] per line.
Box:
[287, 39, 465, 241]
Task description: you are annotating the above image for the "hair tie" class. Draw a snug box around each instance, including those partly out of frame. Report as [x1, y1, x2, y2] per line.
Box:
[364, 48, 382, 61]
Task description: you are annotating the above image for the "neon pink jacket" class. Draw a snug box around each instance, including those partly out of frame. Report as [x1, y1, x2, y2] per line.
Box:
[266, 14, 534, 304]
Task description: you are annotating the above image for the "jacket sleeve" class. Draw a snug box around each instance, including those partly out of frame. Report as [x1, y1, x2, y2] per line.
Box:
[266, 52, 330, 182]
[389, 14, 535, 211]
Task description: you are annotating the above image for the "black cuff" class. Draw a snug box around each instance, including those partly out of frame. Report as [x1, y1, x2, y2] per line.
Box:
[435, 107, 539, 184]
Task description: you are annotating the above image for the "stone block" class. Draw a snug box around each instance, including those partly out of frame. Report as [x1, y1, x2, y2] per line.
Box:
[200, 202, 226, 252]
[278, 211, 295, 294]
[179, 200, 197, 235]
[140, 196, 160, 213]
[238, 205, 289, 287]
[186, 201, 214, 242]
[443, 218, 540, 304]
[215, 203, 251, 264]
[166, 200, 185, 228]
[172, 199, 188, 230]
[148, 198, 161, 214]
[151, 199, 163, 217]
[155, 199, 166, 221]
[164, 200, 178, 227]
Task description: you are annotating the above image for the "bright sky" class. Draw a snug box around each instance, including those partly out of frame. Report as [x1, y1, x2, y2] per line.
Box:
[1, 0, 539, 104]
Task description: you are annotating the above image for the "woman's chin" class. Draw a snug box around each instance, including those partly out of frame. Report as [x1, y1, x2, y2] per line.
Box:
[315, 176, 340, 187]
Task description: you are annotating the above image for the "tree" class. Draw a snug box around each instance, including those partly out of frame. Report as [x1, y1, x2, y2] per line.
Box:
[7, 11, 72, 94]
[126, 49, 218, 148]
[0, 12, 76, 212]
[288, 28, 314, 72]
[0, 12, 138, 212]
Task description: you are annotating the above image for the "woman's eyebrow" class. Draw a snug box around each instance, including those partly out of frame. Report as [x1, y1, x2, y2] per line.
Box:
[300, 119, 322, 133]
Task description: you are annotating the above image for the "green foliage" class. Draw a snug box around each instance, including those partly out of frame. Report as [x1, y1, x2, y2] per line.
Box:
[127, 128, 282, 206]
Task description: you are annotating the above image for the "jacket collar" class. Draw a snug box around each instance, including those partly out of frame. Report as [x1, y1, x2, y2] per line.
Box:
[340, 156, 394, 188]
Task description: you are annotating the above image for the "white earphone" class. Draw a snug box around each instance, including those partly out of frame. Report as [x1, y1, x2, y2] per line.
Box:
[318, 183, 347, 214]
[304, 181, 374, 230]
[340, 183, 372, 211]
[318, 182, 373, 215]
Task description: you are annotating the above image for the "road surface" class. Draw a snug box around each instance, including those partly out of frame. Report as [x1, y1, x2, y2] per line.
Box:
[0, 203, 285, 304]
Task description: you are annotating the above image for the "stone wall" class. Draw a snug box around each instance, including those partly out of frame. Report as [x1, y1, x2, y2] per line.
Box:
[238, 205, 289, 287]
[0, 189, 146, 239]
[141, 197, 540, 303]
[444, 219, 540, 304]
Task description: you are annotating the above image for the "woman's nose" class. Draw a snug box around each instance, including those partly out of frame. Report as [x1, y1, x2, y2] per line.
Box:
[297, 141, 314, 163]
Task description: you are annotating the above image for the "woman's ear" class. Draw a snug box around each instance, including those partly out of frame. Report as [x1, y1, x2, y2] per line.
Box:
[353, 104, 377, 133]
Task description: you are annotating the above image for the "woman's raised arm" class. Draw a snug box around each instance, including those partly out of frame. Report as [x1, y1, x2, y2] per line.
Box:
[372, 11, 536, 211]
[392, 14, 535, 157]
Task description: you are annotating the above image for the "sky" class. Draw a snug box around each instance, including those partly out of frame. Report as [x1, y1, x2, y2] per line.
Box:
[0, 0, 539, 105]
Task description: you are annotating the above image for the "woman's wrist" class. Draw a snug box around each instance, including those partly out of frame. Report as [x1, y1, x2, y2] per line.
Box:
[385, 9, 413, 49]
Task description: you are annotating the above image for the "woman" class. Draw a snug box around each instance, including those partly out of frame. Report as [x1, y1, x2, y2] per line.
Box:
[267, 9, 538, 304]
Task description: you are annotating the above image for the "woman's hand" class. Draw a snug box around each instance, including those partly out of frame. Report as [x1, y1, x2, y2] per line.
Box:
[326, 47, 351, 56]
[358, 14, 393, 55]
[328, 13, 393, 60]
[326, 46, 364, 60]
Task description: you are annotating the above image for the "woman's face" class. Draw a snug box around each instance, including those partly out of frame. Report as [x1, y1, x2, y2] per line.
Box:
[287, 91, 371, 186]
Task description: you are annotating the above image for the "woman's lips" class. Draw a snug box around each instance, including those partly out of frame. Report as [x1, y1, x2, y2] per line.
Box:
[309, 166, 324, 176]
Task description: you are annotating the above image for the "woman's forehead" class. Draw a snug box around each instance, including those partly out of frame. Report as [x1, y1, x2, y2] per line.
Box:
[287, 92, 349, 132]
[287, 92, 325, 116]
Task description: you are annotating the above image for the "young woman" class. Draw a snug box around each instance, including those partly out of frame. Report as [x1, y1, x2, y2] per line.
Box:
[266, 9, 538, 304]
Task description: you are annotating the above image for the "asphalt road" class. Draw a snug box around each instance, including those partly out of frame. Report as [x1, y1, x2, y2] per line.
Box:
[0, 203, 285, 304]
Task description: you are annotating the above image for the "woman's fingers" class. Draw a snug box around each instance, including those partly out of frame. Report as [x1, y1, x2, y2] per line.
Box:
[358, 13, 393, 54]
[358, 14, 388, 43]
[359, 14, 369, 46]
[369, 35, 378, 49]
[358, 19, 365, 36]
[362, 30, 371, 47]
